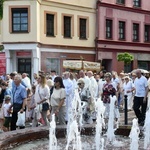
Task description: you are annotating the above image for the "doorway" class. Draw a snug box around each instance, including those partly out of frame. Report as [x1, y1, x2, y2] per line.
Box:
[18, 58, 31, 78]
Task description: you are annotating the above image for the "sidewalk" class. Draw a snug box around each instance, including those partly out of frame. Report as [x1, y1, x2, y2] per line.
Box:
[119, 109, 136, 126]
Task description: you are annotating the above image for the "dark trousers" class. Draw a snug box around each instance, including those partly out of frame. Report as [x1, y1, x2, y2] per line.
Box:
[11, 111, 18, 131]
[133, 96, 147, 123]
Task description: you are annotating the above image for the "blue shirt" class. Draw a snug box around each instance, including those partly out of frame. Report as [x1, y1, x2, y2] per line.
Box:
[12, 80, 27, 89]
[4, 88, 12, 98]
[12, 84, 27, 104]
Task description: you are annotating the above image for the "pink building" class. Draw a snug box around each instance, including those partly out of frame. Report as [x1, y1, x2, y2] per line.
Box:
[96, 0, 150, 73]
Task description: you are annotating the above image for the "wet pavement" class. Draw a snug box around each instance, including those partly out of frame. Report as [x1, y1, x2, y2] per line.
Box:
[1, 109, 149, 150]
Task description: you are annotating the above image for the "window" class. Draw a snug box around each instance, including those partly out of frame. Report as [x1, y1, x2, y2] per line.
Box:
[138, 61, 149, 70]
[133, 23, 139, 41]
[79, 18, 86, 39]
[133, 0, 141, 7]
[106, 19, 112, 39]
[144, 25, 150, 42]
[46, 58, 60, 75]
[119, 21, 125, 40]
[64, 16, 71, 38]
[12, 8, 28, 33]
[46, 14, 54, 36]
[117, 0, 125, 4]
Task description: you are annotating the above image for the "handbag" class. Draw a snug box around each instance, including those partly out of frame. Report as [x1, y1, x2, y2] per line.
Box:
[38, 87, 49, 111]
[42, 102, 49, 111]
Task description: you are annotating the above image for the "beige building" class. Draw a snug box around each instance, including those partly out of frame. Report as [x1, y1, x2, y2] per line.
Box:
[1, 0, 96, 78]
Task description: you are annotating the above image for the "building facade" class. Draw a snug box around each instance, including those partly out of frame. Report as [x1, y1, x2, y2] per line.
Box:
[1, 0, 97, 78]
[96, 0, 150, 73]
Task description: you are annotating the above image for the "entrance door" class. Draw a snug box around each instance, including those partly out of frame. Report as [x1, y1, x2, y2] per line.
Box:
[18, 58, 31, 78]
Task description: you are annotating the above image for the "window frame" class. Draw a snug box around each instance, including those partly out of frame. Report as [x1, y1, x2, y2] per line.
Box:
[44, 11, 57, 37]
[77, 16, 89, 40]
[133, 23, 139, 42]
[116, 0, 125, 4]
[144, 25, 150, 43]
[106, 19, 113, 39]
[133, 0, 141, 7]
[9, 6, 30, 33]
[119, 21, 126, 40]
[62, 14, 74, 38]
[64, 16, 71, 38]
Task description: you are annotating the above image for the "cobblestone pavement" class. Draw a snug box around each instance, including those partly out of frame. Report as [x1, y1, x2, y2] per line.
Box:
[14, 135, 147, 150]
[12, 110, 148, 150]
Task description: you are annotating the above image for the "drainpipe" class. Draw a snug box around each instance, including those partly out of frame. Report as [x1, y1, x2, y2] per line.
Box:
[95, 0, 100, 62]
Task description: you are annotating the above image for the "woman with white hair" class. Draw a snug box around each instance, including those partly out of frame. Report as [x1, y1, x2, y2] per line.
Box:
[123, 76, 134, 110]
[78, 78, 93, 124]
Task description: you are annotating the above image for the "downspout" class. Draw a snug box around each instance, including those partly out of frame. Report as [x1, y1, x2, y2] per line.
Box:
[95, 0, 100, 62]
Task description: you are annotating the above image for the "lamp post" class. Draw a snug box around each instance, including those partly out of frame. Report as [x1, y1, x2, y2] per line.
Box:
[124, 95, 128, 125]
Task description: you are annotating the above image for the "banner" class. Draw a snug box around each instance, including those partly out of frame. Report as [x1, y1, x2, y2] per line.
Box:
[63, 60, 101, 71]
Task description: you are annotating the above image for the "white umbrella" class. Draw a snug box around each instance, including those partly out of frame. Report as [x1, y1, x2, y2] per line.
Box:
[131, 69, 149, 74]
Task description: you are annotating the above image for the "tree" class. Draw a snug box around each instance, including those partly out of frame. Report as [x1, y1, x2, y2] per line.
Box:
[117, 52, 134, 73]
[0, 0, 4, 20]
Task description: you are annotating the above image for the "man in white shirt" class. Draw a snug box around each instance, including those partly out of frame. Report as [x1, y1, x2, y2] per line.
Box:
[51, 70, 57, 82]
[133, 69, 148, 126]
[63, 72, 73, 122]
[22, 73, 31, 90]
[87, 71, 98, 98]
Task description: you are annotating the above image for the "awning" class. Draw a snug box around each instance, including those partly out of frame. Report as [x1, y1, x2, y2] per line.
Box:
[63, 60, 101, 71]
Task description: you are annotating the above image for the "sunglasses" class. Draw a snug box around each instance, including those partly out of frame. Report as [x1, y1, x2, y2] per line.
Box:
[78, 83, 82, 85]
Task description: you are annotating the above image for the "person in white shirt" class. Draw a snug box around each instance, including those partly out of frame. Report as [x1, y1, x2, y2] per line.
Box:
[51, 70, 57, 82]
[98, 71, 106, 98]
[79, 70, 90, 89]
[63, 72, 73, 122]
[133, 69, 148, 126]
[3, 95, 12, 131]
[6, 74, 13, 89]
[34, 74, 50, 126]
[147, 74, 150, 109]
[87, 71, 98, 98]
[22, 73, 31, 90]
[50, 76, 66, 125]
[123, 76, 134, 110]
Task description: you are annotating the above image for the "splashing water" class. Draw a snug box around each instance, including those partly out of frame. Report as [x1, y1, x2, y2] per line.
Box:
[107, 95, 116, 142]
[144, 108, 150, 149]
[49, 114, 57, 150]
[66, 89, 82, 150]
[129, 118, 140, 150]
[95, 98, 105, 150]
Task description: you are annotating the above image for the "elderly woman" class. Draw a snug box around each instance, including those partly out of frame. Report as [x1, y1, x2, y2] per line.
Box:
[50, 76, 66, 125]
[123, 76, 134, 111]
[78, 78, 93, 124]
[102, 72, 119, 126]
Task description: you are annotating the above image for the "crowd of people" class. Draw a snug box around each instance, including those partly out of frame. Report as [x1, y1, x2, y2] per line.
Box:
[0, 68, 149, 132]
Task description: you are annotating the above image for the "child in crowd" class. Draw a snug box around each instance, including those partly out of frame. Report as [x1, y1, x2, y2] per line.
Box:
[3, 95, 12, 131]
[28, 85, 38, 127]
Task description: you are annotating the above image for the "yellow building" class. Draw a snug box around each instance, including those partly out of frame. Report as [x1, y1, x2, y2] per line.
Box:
[1, 0, 96, 78]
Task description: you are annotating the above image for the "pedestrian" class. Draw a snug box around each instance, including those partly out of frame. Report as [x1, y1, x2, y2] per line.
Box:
[133, 69, 148, 126]
[102, 72, 119, 128]
[28, 85, 38, 127]
[78, 78, 93, 124]
[3, 95, 12, 131]
[34, 74, 50, 126]
[50, 76, 66, 125]
[63, 71, 73, 122]
[123, 76, 134, 110]
[9, 74, 27, 131]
